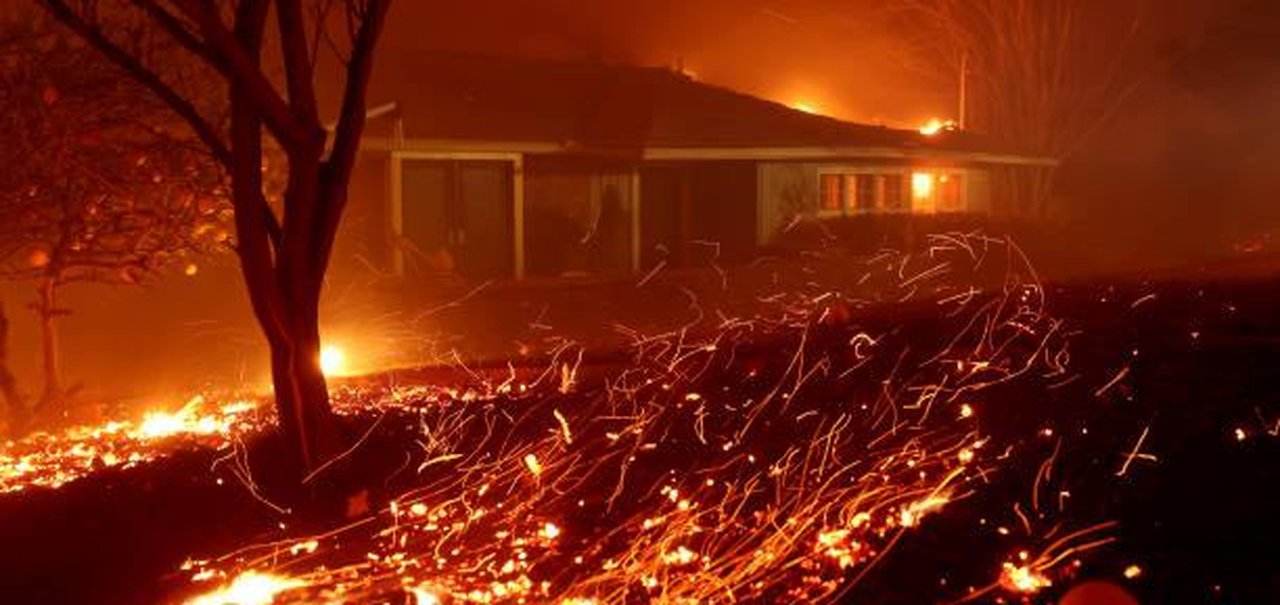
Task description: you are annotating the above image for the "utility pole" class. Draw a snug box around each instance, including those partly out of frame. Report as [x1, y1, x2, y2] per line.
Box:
[958, 51, 969, 130]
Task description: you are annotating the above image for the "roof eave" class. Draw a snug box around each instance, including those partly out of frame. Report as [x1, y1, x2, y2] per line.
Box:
[361, 136, 1058, 167]
[641, 146, 1059, 166]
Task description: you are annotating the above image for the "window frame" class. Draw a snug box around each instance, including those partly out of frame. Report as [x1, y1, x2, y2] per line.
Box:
[815, 167, 917, 217]
[910, 170, 968, 214]
[934, 172, 967, 213]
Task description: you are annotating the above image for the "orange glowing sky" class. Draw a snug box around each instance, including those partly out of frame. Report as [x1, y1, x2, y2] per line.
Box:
[375, 1, 957, 128]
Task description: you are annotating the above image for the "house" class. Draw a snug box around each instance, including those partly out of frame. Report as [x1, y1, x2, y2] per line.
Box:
[341, 52, 1053, 281]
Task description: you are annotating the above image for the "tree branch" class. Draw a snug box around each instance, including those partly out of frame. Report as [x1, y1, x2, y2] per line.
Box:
[225, 0, 289, 344]
[37, 0, 232, 167]
[124, 0, 218, 66]
[276, 0, 321, 127]
[316, 0, 391, 271]
[166, 0, 322, 151]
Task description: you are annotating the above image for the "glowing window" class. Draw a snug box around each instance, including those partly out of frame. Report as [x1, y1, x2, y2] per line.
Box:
[840, 174, 872, 214]
[912, 172, 936, 214]
[937, 174, 965, 211]
[819, 173, 843, 212]
[883, 175, 906, 211]
[818, 172, 917, 215]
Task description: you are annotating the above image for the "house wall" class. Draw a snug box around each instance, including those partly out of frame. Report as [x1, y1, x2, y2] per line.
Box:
[757, 162, 821, 245]
[333, 152, 393, 275]
[342, 148, 1006, 283]
[967, 168, 992, 213]
[640, 162, 758, 270]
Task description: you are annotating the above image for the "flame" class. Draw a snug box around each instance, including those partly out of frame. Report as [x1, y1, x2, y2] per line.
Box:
[912, 172, 936, 201]
[320, 345, 347, 377]
[410, 585, 442, 605]
[0, 396, 262, 494]
[137, 397, 231, 439]
[999, 560, 1052, 594]
[987, 522, 1120, 599]
[792, 100, 821, 115]
[186, 570, 303, 605]
[919, 118, 956, 136]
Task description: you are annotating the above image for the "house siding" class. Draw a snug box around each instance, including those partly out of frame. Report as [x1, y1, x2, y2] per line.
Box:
[333, 152, 393, 273]
[639, 162, 758, 269]
[757, 162, 821, 245]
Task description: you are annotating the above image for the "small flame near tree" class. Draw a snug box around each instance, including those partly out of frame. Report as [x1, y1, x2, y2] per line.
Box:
[319, 345, 347, 377]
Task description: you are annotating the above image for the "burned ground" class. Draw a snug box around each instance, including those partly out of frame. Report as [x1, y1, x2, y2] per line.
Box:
[0, 245, 1277, 604]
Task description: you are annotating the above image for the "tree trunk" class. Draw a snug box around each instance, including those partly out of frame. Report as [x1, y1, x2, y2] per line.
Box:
[35, 278, 62, 409]
[232, 176, 341, 483]
[0, 301, 27, 434]
[233, 150, 342, 480]
[265, 299, 338, 481]
[271, 153, 342, 480]
[219, 0, 339, 483]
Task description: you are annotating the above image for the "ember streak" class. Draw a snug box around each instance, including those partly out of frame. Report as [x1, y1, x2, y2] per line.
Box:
[0, 234, 1147, 603]
[0, 233, 1099, 604]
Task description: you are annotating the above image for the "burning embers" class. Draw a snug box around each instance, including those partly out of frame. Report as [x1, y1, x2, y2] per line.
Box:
[163, 234, 1110, 604]
[0, 233, 1131, 603]
[0, 396, 264, 493]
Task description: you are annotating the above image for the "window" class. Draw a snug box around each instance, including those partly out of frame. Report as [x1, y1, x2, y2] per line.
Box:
[820, 173, 843, 213]
[817, 169, 969, 215]
[853, 174, 877, 213]
[525, 171, 635, 277]
[937, 173, 965, 212]
[911, 171, 966, 213]
[400, 159, 514, 279]
[883, 175, 906, 211]
[911, 172, 936, 214]
[817, 170, 914, 215]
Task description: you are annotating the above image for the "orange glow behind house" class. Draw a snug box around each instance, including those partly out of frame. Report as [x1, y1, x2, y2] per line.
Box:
[791, 100, 821, 115]
[919, 118, 956, 136]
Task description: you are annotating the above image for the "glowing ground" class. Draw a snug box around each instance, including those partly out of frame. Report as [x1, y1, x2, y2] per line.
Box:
[1, 235, 1276, 604]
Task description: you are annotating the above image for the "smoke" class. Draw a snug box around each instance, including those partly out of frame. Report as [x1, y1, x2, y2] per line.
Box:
[7, 0, 1279, 406]
[379, 0, 950, 125]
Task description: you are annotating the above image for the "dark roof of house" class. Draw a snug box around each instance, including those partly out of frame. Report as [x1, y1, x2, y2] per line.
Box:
[363, 51, 1034, 160]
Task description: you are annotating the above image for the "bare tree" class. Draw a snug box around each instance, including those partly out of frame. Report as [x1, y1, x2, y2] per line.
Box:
[34, 0, 392, 479]
[0, 300, 26, 434]
[0, 10, 229, 413]
[894, 0, 1171, 214]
